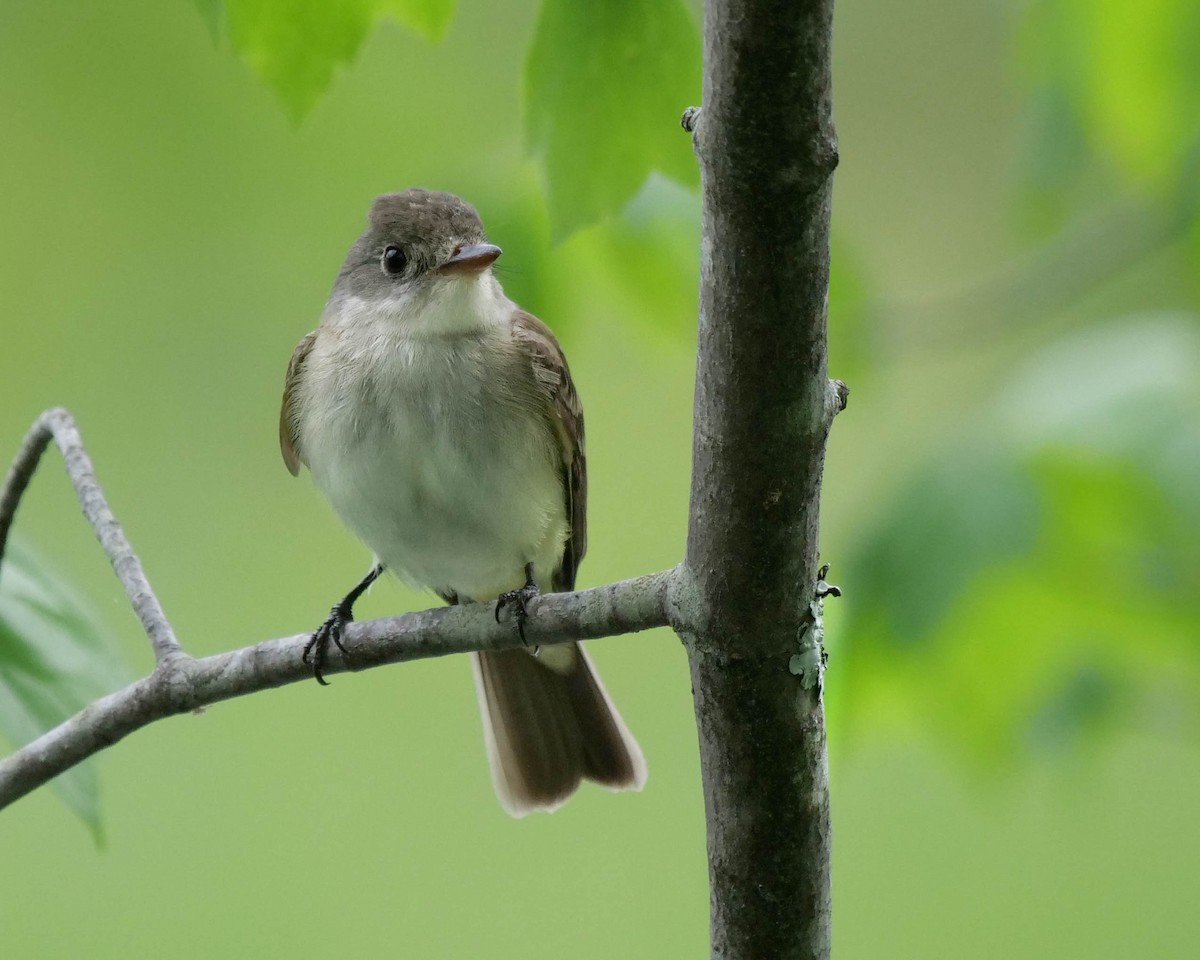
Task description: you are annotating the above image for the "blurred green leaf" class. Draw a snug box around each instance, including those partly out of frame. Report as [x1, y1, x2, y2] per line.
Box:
[581, 176, 870, 348]
[0, 539, 130, 839]
[217, 0, 457, 121]
[850, 440, 1041, 646]
[593, 175, 700, 338]
[1189, 212, 1200, 305]
[1074, 0, 1200, 190]
[524, 0, 700, 240]
[374, 0, 457, 41]
[479, 176, 554, 326]
[192, 0, 223, 41]
[841, 314, 1200, 761]
[1025, 662, 1119, 754]
[1014, 0, 1200, 225]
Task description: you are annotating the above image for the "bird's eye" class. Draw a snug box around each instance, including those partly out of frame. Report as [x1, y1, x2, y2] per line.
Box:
[382, 245, 408, 275]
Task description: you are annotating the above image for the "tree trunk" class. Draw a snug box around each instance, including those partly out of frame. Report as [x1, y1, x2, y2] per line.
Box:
[674, 1, 839, 957]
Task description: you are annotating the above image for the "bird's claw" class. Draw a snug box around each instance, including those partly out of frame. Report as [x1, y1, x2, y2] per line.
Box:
[495, 580, 541, 647]
[302, 604, 352, 686]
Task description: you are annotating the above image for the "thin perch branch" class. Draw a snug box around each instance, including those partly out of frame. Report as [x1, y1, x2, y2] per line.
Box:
[0, 566, 675, 813]
[0, 408, 183, 664]
[0, 408, 673, 815]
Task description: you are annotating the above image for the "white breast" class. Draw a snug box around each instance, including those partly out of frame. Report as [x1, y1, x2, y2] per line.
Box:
[296, 278, 568, 601]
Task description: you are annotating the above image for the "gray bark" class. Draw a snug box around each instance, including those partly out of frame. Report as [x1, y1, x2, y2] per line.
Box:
[673, 1, 843, 957]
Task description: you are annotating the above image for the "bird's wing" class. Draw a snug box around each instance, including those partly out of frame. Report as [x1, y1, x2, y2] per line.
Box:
[279, 330, 318, 476]
[511, 310, 586, 591]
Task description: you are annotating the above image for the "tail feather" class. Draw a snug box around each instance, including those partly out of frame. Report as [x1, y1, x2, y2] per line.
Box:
[565, 648, 648, 789]
[472, 644, 646, 817]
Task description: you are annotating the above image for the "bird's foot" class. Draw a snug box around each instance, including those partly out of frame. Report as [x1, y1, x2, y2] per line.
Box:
[302, 604, 353, 686]
[301, 565, 383, 686]
[495, 570, 541, 649]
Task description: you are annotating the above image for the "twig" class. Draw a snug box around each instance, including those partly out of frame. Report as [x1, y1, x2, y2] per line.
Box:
[0, 567, 675, 813]
[0, 408, 183, 664]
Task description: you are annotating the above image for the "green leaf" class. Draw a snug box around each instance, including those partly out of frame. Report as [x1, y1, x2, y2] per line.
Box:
[220, 0, 457, 121]
[837, 314, 1200, 763]
[593, 175, 700, 338]
[192, 0, 224, 42]
[1014, 0, 1200, 222]
[1073, 0, 1200, 191]
[0, 539, 130, 839]
[849, 438, 1042, 646]
[585, 176, 871, 346]
[375, 0, 456, 42]
[1025, 663, 1119, 755]
[475, 174, 554, 327]
[525, 0, 700, 240]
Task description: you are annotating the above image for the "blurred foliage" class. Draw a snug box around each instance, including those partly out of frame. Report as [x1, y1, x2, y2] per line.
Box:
[524, 0, 700, 237]
[196, 0, 457, 119]
[0, 538, 129, 839]
[1015, 0, 1200, 233]
[196, 0, 699, 237]
[826, 0, 1200, 765]
[839, 316, 1200, 762]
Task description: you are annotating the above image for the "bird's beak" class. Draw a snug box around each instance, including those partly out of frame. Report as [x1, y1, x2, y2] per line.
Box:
[439, 243, 502, 275]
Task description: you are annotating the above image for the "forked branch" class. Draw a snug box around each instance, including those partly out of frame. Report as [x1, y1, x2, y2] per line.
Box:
[0, 407, 181, 664]
[0, 408, 674, 814]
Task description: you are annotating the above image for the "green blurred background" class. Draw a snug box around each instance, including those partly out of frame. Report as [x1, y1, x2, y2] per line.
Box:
[2, 0, 1198, 956]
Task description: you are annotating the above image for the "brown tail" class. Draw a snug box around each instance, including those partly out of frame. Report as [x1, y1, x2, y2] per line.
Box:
[471, 643, 647, 816]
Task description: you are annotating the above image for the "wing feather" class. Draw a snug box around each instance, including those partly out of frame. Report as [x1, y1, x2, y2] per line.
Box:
[510, 310, 586, 591]
[279, 331, 317, 476]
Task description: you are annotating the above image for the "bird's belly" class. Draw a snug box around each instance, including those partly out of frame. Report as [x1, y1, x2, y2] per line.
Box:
[304, 384, 566, 600]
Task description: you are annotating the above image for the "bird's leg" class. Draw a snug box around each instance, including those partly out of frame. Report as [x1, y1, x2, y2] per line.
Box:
[303, 563, 384, 686]
[495, 562, 541, 649]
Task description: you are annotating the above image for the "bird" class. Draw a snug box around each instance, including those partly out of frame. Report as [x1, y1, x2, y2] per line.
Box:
[278, 188, 647, 815]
